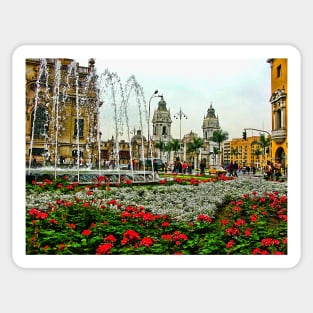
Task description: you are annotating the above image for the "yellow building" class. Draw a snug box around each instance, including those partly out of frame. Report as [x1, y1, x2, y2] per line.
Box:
[26, 58, 102, 167]
[267, 58, 288, 172]
[225, 136, 267, 169]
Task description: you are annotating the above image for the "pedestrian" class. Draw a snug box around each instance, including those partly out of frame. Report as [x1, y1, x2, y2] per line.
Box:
[274, 160, 282, 181]
[153, 158, 158, 173]
[233, 161, 238, 177]
[265, 161, 272, 180]
[229, 161, 234, 176]
[200, 159, 206, 175]
[32, 156, 37, 167]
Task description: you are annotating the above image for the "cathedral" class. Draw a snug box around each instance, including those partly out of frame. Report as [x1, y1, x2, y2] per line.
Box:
[201, 102, 221, 165]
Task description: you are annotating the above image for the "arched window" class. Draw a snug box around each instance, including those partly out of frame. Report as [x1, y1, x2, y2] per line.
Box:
[162, 126, 167, 135]
[31, 106, 48, 139]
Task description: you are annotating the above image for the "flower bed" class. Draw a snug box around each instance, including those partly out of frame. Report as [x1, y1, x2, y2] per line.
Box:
[26, 176, 287, 255]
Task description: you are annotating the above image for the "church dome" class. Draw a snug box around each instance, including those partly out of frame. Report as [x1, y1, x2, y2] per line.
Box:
[131, 129, 146, 142]
[157, 96, 167, 111]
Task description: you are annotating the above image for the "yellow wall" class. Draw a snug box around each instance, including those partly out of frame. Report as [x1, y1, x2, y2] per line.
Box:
[268, 58, 288, 171]
[229, 136, 267, 169]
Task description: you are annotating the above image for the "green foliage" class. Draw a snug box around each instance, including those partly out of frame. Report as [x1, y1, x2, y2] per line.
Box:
[26, 182, 287, 255]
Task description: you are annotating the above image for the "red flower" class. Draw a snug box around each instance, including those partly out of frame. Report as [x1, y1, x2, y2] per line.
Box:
[251, 214, 258, 222]
[234, 219, 245, 227]
[105, 235, 117, 242]
[161, 222, 170, 227]
[140, 237, 154, 247]
[161, 234, 172, 241]
[58, 244, 65, 251]
[233, 206, 241, 212]
[252, 248, 261, 255]
[81, 229, 91, 236]
[225, 227, 240, 236]
[226, 239, 235, 249]
[96, 243, 113, 255]
[49, 219, 58, 225]
[29, 208, 40, 217]
[107, 199, 117, 206]
[244, 229, 252, 236]
[261, 238, 280, 246]
[197, 214, 212, 223]
[122, 229, 140, 244]
[98, 175, 105, 182]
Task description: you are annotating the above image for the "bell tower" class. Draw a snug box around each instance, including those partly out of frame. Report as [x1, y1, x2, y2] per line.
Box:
[152, 95, 172, 143]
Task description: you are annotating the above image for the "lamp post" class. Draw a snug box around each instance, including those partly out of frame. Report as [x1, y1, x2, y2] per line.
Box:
[147, 90, 159, 171]
[174, 107, 188, 160]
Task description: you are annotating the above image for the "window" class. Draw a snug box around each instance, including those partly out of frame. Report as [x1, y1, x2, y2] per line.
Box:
[31, 106, 48, 139]
[277, 65, 282, 78]
[29, 148, 45, 156]
[74, 119, 84, 138]
[162, 126, 167, 135]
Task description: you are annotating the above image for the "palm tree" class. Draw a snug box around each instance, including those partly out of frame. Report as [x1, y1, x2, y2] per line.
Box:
[187, 137, 204, 170]
[253, 148, 262, 169]
[170, 139, 181, 158]
[231, 147, 239, 163]
[212, 146, 219, 165]
[258, 133, 271, 170]
[164, 142, 172, 165]
[210, 129, 229, 151]
[154, 140, 165, 159]
[209, 129, 229, 165]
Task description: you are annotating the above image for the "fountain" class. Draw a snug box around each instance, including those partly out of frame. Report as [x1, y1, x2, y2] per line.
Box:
[25, 58, 157, 185]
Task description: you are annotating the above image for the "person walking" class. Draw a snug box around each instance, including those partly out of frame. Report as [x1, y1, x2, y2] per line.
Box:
[265, 160, 272, 180]
[233, 161, 238, 177]
[199, 159, 206, 175]
[229, 161, 234, 176]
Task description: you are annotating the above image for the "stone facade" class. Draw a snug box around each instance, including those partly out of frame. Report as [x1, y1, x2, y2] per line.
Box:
[26, 58, 102, 167]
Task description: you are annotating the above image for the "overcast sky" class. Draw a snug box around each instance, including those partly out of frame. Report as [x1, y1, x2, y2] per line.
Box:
[77, 57, 271, 142]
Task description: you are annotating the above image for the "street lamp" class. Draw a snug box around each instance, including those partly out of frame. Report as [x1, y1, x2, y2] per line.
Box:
[147, 90, 159, 170]
[174, 107, 188, 159]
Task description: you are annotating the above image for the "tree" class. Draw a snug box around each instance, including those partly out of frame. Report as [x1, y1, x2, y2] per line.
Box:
[187, 137, 204, 170]
[258, 133, 271, 170]
[154, 140, 165, 159]
[164, 142, 173, 164]
[231, 147, 239, 162]
[209, 129, 229, 166]
[209, 129, 229, 151]
[170, 139, 181, 158]
[211, 146, 219, 165]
